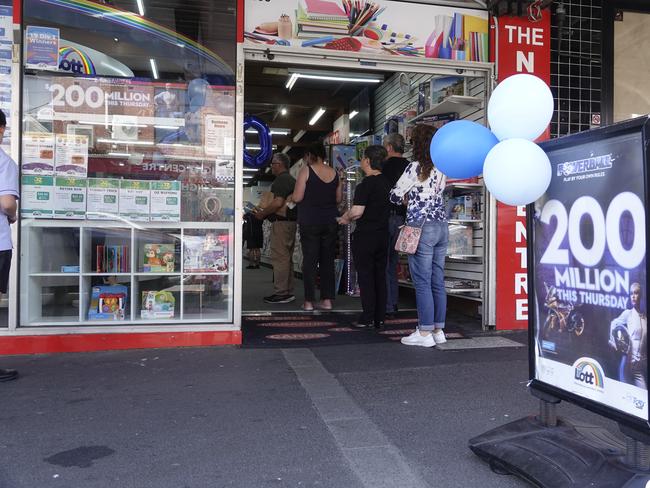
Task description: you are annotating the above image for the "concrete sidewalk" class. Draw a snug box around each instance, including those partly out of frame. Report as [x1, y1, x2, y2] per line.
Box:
[1, 334, 618, 487]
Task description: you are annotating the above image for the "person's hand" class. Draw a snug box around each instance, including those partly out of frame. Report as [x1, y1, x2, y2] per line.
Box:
[286, 194, 294, 204]
[336, 215, 348, 225]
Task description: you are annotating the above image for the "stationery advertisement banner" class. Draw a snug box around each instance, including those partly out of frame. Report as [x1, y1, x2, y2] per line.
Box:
[25, 25, 59, 69]
[532, 130, 647, 420]
[244, 0, 488, 61]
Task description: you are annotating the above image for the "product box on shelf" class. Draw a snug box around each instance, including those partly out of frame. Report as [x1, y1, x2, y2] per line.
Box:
[447, 224, 473, 256]
[448, 195, 477, 220]
[87, 178, 120, 220]
[183, 233, 228, 273]
[150, 181, 181, 222]
[417, 81, 431, 114]
[430, 76, 464, 105]
[21, 175, 54, 218]
[119, 180, 150, 222]
[141, 290, 175, 319]
[54, 176, 87, 219]
[96, 245, 129, 273]
[143, 243, 175, 272]
[88, 284, 128, 321]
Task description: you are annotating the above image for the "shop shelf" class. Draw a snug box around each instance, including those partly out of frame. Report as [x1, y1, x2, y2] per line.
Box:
[407, 95, 483, 124]
[446, 254, 482, 260]
[445, 183, 483, 190]
[29, 272, 80, 277]
[133, 272, 182, 276]
[448, 219, 482, 224]
[82, 273, 131, 276]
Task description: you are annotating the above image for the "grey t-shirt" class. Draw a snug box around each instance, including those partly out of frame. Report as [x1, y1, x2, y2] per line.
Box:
[0, 148, 19, 251]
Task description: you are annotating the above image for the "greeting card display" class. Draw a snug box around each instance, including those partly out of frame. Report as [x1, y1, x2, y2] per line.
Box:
[183, 233, 228, 273]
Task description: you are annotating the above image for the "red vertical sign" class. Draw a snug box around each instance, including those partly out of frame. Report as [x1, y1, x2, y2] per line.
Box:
[494, 11, 551, 330]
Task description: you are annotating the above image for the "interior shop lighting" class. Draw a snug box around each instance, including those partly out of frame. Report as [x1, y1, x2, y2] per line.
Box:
[245, 128, 290, 136]
[97, 138, 153, 145]
[286, 69, 382, 91]
[349, 110, 359, 120]
[280, 107, 288, 116]
[293, 130, 306, 143]
[107, 152, 131, 157]
[309, 108, 326, 126]
[150, 59, 159, 80]
[243, 168, 259, 172]
[154, 125, 180, 130]
[78, 120, 147, 128]
[281, 145, 291, 154]
[136, 0, 145, 16]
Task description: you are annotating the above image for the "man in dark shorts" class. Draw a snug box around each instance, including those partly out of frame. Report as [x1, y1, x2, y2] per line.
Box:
[254, 153, 297, 304]
[0, 109, 18, 382]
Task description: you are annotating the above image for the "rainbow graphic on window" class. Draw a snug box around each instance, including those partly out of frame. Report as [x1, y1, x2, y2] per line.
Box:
[574, 359, 605, 389]
[58, 46, 96, 75]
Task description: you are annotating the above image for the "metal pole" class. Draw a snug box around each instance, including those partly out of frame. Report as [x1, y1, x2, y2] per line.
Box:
[538, 398, 557, 427]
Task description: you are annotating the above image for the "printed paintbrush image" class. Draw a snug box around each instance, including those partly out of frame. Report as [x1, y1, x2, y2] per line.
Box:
[244, 0, 488, 60]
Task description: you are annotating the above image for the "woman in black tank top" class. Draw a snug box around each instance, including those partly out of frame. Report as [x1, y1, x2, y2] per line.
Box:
[289, 142, 342, 311]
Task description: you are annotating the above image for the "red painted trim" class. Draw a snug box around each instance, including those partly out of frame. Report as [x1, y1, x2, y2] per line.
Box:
[236, 0, 244, 43]
[13, 0, 21, 24]
[0, 331, 242, 356]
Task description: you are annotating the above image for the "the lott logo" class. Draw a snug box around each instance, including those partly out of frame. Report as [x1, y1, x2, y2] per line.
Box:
[573, 358, 605, 391]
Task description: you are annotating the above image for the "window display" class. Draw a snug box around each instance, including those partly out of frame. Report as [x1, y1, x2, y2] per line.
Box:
[19, 0, 237, 326]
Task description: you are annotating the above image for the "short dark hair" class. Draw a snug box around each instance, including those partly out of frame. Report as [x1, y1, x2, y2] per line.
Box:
[364, 145, 388, 171]
[272, 152, 290, 169]
[0, 109, 6, 127]
[383, 133, 405, 154]
[304, 142, 326, 164]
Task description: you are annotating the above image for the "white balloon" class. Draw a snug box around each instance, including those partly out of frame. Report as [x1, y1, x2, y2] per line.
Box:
[483, 139, 552, 206]
[488, 74, 554, 141]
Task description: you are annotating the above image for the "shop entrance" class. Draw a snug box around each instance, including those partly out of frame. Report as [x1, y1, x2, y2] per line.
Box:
[239, 48, 494, 328]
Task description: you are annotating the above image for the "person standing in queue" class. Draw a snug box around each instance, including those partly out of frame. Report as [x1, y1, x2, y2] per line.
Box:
[255, 153, 298, 304]
[390, 125, 448, 348]
[338, 145, 390, 329]
[288, 142, 342, 312]
[0, 110, 19, 382]
[381, 133, 409, 317]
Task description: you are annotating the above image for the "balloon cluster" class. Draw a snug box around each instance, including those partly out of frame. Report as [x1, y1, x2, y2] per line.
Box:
[429, 73, 554, 206]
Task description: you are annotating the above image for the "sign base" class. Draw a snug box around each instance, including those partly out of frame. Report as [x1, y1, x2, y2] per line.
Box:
[469, 416, 650, 487]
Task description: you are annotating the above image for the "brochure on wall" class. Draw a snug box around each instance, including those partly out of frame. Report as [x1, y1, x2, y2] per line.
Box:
[532, 130, 648, 420]
[204, 115, 234, 157]
[21, 175, 54, 218]
[87, 178, 120, 220]
[0, 5, 12, 155]
[54, 133, 88, 176]
[244, 0, 488, 62]
[25, 26, 60, 70]
[119, 180, 150, 222]
[22, 133, 55, 175]
[150, 181, 181, 222]
[54, 176, 87, 219]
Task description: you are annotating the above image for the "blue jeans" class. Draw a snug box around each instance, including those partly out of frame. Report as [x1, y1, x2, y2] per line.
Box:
[386, 214, 404, 312]
[407, 221, 448, 331]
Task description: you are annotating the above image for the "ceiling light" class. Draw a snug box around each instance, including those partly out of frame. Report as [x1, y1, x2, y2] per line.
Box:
[293, 130, 306, 143]
[136, 0, 145, 16]
[298, 74, 381, 83]
[154, 125, 180, 130]
[280, 108, 288, 116]
[309, 108, 325, 126]
[108, 152, 130, 157]
[150, 59, 159, 80]
[286, 73, 298, 90]
[349, 110, 359, 120]
[243, 168, 258, 172]
[245, 128, 290, 136]
[282, 146, 291, 154]
[97, 138, 153, 145]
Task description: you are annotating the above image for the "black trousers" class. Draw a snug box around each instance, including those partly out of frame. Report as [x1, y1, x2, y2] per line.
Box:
[299, 223, 338, 301]
[352, 230, 388, 324]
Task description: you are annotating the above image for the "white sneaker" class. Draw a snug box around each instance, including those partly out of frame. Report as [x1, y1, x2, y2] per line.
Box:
[401, 329, 435, 348]
[432, 330, 447, 345]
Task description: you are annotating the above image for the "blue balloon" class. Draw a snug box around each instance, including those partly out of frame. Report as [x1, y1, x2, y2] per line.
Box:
[243, 115, 272, 168]
[429, 120, 498, 179]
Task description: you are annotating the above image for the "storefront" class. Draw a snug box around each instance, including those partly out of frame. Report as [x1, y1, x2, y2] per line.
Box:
[0, 0, 538, 354]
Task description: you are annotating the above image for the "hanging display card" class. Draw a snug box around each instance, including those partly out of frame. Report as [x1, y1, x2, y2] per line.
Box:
[119, 180, 150, 222]
[25, 26, 59, 70]
[21, 175, 54, 218]
[54, 176, 87, 219]
[150, 181, 181, 222]
[87, 178, 120, 220]
[22, 132, 55, 175]
[54, 133, 88, 176]
[204, 115, 234, 158]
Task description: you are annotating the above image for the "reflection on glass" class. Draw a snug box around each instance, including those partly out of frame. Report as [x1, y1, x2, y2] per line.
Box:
[20, 0, 237, 326]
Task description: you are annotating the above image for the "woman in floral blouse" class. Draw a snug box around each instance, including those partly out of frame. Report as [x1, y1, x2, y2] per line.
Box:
[390, 124, 448, 348]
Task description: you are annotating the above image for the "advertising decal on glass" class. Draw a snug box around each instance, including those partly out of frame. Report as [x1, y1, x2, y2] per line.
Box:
[532, 132, 647, 420]
[25, 25, 60, 69]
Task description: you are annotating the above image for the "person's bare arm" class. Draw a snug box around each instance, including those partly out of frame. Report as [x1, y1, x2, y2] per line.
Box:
[254, 196, 285, 220]
[337, 205, 364, 225]
[291, 166, 309, 203]
[0, 195, 17, 223]
[335, 175, 343, 204]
